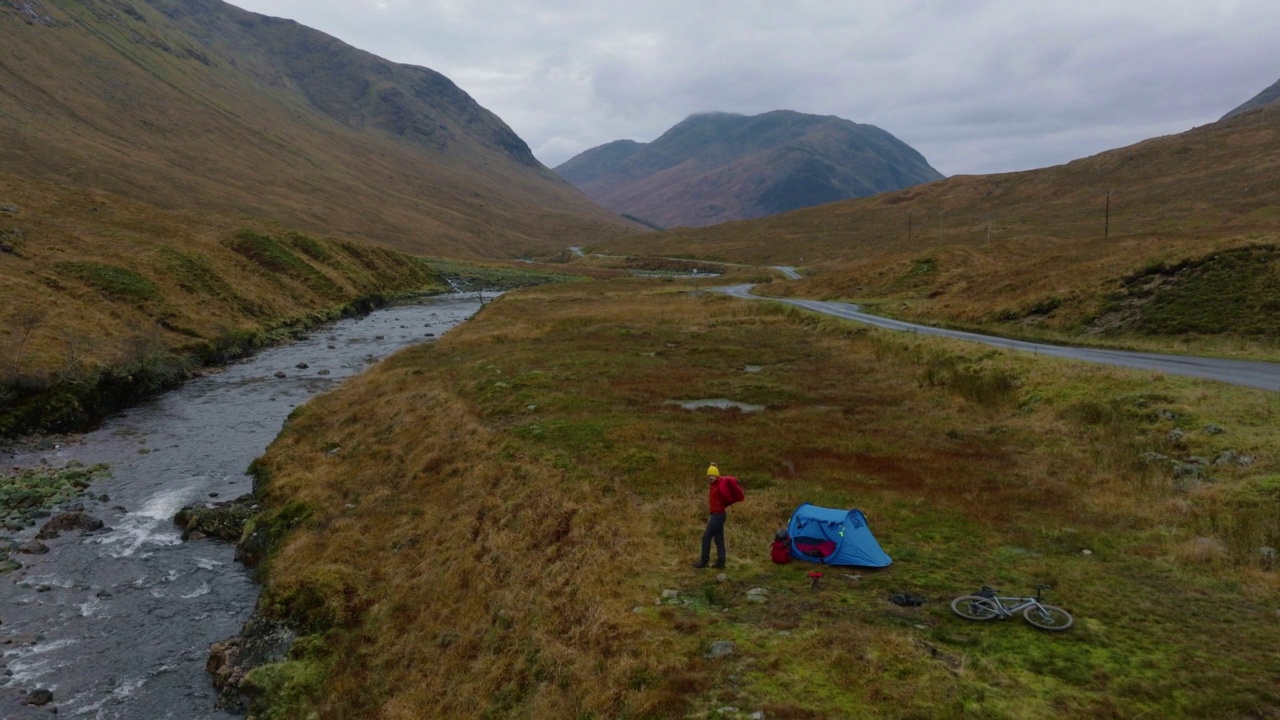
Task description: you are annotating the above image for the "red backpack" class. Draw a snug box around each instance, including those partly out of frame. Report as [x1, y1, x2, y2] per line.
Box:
[718, 476, 745, 505]
[771, 539, 792, 564]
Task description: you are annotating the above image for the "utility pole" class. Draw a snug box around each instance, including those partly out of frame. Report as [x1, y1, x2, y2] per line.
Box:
[1105, 190, 1111, 239]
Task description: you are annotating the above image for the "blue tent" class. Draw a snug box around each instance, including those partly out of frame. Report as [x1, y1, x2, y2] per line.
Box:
[786, 503, 892, 567]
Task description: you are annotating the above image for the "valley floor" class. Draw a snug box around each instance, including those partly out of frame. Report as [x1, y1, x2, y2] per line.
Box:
[243, 278, 1280, 719]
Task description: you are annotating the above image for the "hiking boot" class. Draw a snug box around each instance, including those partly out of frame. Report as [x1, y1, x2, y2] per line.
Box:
[712, 562, 726, 569]
[692, 561, 709, 569]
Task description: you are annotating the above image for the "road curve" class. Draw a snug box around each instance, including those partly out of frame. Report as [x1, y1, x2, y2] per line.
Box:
[714, 284, 1280, 391]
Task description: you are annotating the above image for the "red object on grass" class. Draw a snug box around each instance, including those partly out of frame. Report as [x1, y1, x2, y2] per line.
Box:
[808, 570, 824, 590]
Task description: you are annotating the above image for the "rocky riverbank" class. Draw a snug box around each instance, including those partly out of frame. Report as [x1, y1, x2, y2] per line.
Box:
[174, 485, 301, 713]
[0, 460, 109, 536]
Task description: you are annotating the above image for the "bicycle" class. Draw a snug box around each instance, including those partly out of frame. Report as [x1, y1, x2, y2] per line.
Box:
[950, 585, 1074, 631]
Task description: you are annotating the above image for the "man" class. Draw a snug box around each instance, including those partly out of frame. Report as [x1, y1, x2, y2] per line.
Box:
[694, 462, 729, 569]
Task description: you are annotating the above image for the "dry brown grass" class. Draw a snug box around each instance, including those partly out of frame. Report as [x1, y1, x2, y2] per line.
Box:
[0, 1, 635, 259]
[247, 279, 1280, 718]
[612, 107, 1280, 358]
[0, 175, 446, 377]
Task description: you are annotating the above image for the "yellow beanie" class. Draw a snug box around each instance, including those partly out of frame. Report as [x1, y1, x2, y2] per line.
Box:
[706, 463, 720, 477]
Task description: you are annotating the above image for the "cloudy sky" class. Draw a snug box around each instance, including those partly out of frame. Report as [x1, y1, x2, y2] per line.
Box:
[227, 0, 1280, 177]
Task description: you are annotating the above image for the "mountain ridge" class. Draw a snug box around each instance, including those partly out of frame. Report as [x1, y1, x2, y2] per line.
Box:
[1222, 76, 1280, 119]
[555, 109, 943, 227]
[0, 0, 630, 258]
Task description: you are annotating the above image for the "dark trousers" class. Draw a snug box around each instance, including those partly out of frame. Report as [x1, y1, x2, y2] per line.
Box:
[700, 512, 726, 565]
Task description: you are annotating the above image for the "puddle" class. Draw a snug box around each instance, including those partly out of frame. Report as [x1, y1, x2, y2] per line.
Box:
[667, 399, 765, 412]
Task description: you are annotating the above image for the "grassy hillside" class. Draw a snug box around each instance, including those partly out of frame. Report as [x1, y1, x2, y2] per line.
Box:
[0, 0, 633, 258]
[0, 173, 453, 435]
[613, 106, 1280, 356]
[239, 279, 1279, 718]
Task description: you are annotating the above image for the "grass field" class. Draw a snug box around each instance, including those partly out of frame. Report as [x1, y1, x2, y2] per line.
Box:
[242, 278, 1280, 719]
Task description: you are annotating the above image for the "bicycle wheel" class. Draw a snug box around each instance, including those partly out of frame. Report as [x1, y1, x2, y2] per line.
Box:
[1022, 603, 1074, 631]
[950, 595, 1000, 621]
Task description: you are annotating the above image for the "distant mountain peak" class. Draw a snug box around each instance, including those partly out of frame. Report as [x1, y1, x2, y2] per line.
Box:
[1222, 77, 1280, 120]
[555, 110, 943, 227]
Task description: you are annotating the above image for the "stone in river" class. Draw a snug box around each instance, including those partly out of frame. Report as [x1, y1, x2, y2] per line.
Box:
[16, 541, 48, 554]
[34, 512, 104, 540]
[23, 688, 53, 706]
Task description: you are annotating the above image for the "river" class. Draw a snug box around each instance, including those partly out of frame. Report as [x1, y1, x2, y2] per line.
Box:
[0, 293, 488, 718]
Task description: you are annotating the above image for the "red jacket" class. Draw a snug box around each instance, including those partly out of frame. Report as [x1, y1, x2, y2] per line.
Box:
[708, 478, 730, 514]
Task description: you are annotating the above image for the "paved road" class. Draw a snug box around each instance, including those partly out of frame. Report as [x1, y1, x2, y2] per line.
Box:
[715, 284, 1280, 391]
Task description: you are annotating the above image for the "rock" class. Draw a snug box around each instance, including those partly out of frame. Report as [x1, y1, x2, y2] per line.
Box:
[273, 372, 287, 379]
[317, 369, 330, 376]
[0, 559, 21, 573]
[22, 689, 53, 706]
[1203, 424, 1226, 434]
[65, 502, 84, 513]
[1166, 428, 1186, 445]
[327, 344, 336, 349]
[34, 513, 104, 540]
[1259, 547, 1277, 561]
[375, 335, 384, 340]
[705, 640, 736, 659]
[1172, 462, 1204, 480]
[1081, 549, 1094, 556]
[208, 616, 297, 712]
[1140, 451, 1170, 464]
[889, 592, 928, 607]
[746, 587, 768, 597]
[660, 589, 679, 599]
[96, 590, 112, 598]
[98, 494, 110, 502]
[16, 541, 48, 555]
[1214, 451, 1240, 466]
[1, 204, 17, 214]
[716, 573, 728, 583]
[1156, 409, 1178, 421]
[173, 494, 257, 542]
[295, 362, 309, 369]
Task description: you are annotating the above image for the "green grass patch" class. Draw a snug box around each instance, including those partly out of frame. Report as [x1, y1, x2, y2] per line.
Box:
[56, 261, 161, 303]
[225, 230, 341, 298]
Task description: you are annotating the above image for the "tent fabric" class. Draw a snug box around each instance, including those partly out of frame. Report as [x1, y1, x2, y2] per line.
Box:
[785, 503, 892, 567]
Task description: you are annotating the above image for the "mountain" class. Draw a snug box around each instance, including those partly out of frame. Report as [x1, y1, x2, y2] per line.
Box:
[554, 110, 944, 227]
[0, 0, 630, 258]
[621, 105, 1280, 340]
[1222, 77, 1280, 119]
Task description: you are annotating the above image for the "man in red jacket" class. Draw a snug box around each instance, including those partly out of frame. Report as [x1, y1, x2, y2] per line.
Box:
[694, 462, 729, 569]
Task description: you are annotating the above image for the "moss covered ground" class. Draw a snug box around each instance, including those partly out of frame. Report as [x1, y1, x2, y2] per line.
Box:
[241, 278, 1280, 719]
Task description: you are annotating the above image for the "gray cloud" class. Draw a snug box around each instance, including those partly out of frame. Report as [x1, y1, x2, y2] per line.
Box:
[229, 0, 1280, 176]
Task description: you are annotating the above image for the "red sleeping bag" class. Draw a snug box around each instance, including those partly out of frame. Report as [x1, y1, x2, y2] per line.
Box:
[794, 540, 837, 559]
